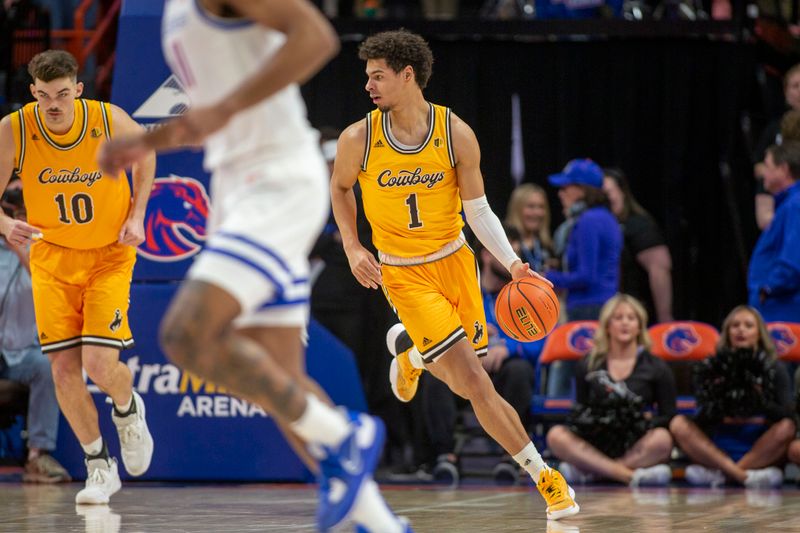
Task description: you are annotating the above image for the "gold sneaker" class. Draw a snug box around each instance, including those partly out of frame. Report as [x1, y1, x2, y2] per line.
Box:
[387, 323, 423, 402]
[389, 350, 423, 402]
[537, 467, 580, 520]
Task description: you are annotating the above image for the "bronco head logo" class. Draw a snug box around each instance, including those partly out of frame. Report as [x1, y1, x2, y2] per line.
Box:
[769, 325, 798, 357]
[138, 176, 210, 262]
[567, 324, 597, 354]
[663, 325, 700, 357]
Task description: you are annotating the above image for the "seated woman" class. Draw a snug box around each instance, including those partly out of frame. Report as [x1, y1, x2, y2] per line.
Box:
[669, 305, 796, 489]
[546, 294, 676, 486]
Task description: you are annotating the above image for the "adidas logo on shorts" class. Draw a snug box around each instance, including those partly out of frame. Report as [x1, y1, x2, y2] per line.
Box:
[422, 337, 432, 346]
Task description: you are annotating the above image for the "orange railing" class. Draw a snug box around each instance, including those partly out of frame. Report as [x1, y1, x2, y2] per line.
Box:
[51, 0, 121, 91]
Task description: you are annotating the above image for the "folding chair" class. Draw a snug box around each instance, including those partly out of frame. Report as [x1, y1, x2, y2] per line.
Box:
[648, 321, 719, 415]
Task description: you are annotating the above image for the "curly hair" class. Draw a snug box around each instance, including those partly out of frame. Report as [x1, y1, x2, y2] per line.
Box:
[358, 29, 434, 89]
[28, 50, 79, 83]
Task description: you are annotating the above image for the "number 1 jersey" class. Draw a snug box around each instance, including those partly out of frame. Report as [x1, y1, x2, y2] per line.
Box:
[10, 99, 131, 249]
[358, 103, 463, 257]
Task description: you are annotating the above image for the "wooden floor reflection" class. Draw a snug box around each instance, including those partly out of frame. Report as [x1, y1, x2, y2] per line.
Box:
[1, 482, 800, 532]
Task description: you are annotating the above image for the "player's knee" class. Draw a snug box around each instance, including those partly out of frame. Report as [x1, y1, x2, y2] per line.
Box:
[159, 318, 195, 367]
[458, 365, 492, 400]
[83, 357, 116, 389]
[49, 354, 82, 388]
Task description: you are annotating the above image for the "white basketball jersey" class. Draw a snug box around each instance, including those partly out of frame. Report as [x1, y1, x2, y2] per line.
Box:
[161, 0, 317, 171]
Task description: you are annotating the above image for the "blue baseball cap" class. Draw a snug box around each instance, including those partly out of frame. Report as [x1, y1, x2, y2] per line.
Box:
[548, 159, 603, 188]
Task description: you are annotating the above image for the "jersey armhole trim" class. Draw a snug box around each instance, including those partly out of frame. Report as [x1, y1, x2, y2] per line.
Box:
[361, 112, 372, 172]
[13, 109, 25, 174]
[100, 102, 112, 139]
[446, 107, 456, 168]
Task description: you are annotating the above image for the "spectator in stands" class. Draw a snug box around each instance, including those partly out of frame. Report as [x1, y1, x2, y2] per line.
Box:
[752, 63, 800, 230]
[0, 176, 69, 483]
[546, 159, 621, 321]
[747, 141, 800, 323]
[603, 168, 673, 324]
[545, 159, 622, 396]
[420, 226, 541, 486]
[669, 305, 795, 488]
[504, 183, 553, 273]
[546, 294, 675, 486]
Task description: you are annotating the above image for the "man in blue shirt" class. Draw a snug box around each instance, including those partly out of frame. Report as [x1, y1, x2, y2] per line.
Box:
[0, 177, 69, 482]
[748, 142, 800, 322]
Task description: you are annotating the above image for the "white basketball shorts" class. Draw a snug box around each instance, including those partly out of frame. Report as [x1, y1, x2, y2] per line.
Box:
[188, 143, 329, 328]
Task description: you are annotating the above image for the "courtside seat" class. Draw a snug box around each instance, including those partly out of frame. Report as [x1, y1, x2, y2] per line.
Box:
[531, 321, 599, 418]
[767, 322, 800, 363]
[648, 321, 719, 415]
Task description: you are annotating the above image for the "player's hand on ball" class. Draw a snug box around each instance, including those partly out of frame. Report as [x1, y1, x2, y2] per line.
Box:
[509, 259, 553, 287]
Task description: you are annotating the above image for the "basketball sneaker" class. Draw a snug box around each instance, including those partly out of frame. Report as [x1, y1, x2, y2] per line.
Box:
[386, 323, 423, 402]
[316, 412, 386, 531]
[536, 466, 580, 520]
[111, 390, 153, 476]
[75, 457, 122, 505]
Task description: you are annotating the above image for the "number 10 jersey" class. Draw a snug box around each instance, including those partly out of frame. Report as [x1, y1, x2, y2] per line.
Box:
[11, 99, 131, 249]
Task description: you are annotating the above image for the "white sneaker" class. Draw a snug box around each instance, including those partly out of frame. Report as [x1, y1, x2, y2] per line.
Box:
[75, 458, 122, 505]
[557, 462, 594, 484]
[630, 464, 672, 487]
[685, 464, 726, 487]
[111, 390, 154, 476]
[744, 467, 784, 489]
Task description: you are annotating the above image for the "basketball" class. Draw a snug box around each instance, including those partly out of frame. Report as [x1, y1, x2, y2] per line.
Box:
[494, 277, 560, 342]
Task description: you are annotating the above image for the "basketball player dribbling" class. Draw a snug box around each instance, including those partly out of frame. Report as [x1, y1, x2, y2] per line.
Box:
[330, 29, 580, 520]
[99, 1, 410, 531]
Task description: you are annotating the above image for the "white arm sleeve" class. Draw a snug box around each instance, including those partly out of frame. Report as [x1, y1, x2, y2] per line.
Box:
[462, 195, 519, 271]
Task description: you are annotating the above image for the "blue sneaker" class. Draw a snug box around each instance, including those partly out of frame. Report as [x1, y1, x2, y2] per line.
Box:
[355, 517, 414, 532]
[317, 412, 386, 531]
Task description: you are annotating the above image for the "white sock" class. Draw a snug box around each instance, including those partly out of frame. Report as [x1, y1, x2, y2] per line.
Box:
[81, 437, 104, 457]
[408, 347, 425, 369]
[289, 394, 350, 448]
[114, 394, 133, 414]
[351, 478, 403, 533]
[513, 442, 546, 481]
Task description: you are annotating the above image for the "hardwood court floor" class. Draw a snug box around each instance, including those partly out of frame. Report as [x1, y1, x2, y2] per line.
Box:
[1, 482, 800, 532]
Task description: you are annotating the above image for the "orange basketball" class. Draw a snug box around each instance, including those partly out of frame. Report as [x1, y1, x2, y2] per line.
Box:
[494, 277, 560, 342]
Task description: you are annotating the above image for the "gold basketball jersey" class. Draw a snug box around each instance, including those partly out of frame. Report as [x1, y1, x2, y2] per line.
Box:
[11, 99, 131, 249]
[359, 103, 463, 257]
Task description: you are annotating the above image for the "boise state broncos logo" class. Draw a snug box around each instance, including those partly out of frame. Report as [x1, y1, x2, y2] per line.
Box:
[769, 325, 798, 357]
[138, 176, 210, 262]
[567, 324, 597, 354]
[663, 325, 700, 357]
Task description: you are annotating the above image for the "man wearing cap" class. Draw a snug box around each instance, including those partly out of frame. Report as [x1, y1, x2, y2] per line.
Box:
[546, 159, 622, 321]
